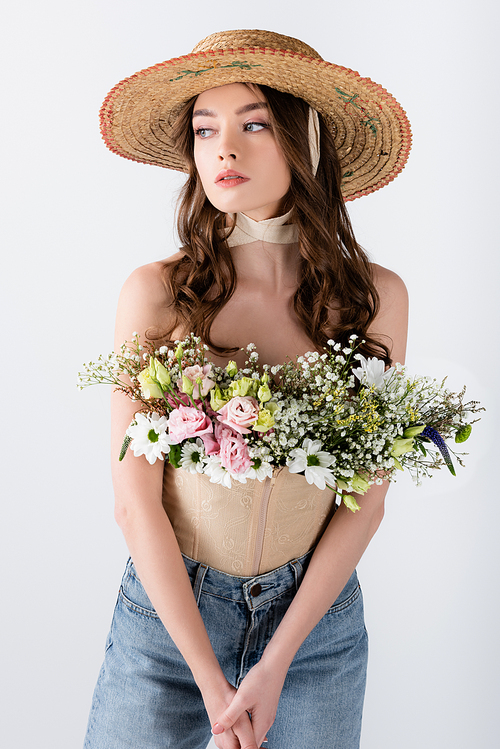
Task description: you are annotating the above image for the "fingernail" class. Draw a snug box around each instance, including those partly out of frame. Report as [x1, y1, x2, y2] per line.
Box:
[211, 723, 224, 735]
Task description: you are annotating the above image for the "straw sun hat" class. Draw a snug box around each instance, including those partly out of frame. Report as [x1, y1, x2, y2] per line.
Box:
[100, 29, 411, 201]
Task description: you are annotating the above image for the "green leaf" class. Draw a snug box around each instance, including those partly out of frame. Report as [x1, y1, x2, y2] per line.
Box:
[414, 439, 427, 456]
[168, 444, 182, 469]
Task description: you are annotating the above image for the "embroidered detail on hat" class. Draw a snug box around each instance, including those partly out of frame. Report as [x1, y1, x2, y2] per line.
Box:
[335, 88, 381, 135]
[169, 60, 263, 83]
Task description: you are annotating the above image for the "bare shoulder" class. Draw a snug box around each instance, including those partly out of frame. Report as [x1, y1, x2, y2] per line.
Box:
[371, 263, 408, 309]
[115, 252, 185, 348]
[120, 252, 184, 305]
[369, 263, 409, 364]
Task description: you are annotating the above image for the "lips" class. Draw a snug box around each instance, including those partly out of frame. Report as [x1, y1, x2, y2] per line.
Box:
[215, 169, 249, 186]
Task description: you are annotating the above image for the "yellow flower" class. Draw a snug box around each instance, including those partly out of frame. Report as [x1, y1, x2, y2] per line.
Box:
[228, 377, 258, 398]
[403, 425, 425, 438]
[252, 407, 276, 433]
[137, 369, 163, 400]
[350, 474, 371, 494]
[210, 386, 228, 411]
[391, 437, 415, 457]
[336, 474, 370, 495]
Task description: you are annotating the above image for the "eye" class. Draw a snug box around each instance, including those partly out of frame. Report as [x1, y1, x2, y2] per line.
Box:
[194, 127, 214, 139]
[244, 122, 269, 133]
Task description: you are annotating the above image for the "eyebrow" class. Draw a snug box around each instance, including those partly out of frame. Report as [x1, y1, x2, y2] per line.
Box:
[192, 102, 268, 118]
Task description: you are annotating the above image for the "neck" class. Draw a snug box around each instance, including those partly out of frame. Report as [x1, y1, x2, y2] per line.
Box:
[223, 210, 300, 290]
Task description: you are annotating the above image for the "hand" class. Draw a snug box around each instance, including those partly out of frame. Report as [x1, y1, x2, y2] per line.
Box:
[211, 659, 287, 748]
[201, 679, 258, 749]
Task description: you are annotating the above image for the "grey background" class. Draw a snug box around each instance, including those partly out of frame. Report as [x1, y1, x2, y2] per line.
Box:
[1, 1, 498, 747]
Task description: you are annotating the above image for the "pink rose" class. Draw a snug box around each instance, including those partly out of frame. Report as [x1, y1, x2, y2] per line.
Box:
[217, 396, 260, 434]
[177, 364, 215, 400]
[215, 423, 251, 475]
[200, 432, 220, 456]
[167, 406, 213, 444]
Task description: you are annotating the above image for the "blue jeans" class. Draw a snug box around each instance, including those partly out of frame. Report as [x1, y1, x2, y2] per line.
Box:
[84, 552, 368, 748]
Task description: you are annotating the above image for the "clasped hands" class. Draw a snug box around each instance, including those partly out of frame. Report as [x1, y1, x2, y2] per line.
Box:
[206, 660, 286, 749]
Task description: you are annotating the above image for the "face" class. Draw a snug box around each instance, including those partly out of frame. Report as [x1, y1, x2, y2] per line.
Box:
[192, 83, 291, 221]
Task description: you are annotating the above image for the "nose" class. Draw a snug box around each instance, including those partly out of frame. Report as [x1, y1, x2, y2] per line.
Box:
[218, 150, 236, 161]
[217, 129, 238, 161]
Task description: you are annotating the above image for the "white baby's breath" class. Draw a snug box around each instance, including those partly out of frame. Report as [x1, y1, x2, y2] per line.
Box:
[79, 334, 482, 509]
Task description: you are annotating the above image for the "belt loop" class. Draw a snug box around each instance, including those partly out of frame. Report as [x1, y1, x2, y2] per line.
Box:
[192, 563, 209, 605]
[290, 558, 303, 592]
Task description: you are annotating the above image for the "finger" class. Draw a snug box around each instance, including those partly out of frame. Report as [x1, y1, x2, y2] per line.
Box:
[212, 691, 249, 733]
[213, 727, 245, 749]
[231, 717, 259, 749]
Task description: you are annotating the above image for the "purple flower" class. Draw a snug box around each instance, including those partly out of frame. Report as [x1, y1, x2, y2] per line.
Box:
[421, 427, 456, 476]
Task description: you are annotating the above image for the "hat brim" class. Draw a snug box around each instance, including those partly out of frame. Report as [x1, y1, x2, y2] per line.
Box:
[100, 47, 411, 201]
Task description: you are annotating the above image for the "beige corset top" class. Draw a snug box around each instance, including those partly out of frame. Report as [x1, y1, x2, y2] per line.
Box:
[162, 465, 337, 576]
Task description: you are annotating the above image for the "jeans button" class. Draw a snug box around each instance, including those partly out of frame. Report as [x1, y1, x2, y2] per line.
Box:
[250, 583, 262, 597]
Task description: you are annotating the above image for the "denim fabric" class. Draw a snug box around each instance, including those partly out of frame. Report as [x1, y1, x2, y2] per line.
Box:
[84, 552, 367, 748]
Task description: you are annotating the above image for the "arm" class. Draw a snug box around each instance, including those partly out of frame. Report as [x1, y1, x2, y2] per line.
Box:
[111, 263, 258, 749]
[212, 266, 409, 746]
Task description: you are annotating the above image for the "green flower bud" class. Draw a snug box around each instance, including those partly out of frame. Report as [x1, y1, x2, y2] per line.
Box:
[343, 494, 361, 513]
[226, 360, 238, 378]
[257, 382, 272, 403]
[181, 374, 194, 395]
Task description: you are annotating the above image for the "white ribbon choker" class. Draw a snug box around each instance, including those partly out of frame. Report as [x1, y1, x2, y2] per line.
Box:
[225, 209, 298, 247]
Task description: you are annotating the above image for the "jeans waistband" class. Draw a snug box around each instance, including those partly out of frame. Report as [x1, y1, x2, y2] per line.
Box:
[182, 550, 314, 611]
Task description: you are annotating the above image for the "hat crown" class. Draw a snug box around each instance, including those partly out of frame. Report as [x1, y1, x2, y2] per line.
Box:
[191, 29, 323, 61]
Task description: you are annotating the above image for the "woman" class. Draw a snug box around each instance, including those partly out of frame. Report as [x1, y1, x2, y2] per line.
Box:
[85, 30, 410, 749]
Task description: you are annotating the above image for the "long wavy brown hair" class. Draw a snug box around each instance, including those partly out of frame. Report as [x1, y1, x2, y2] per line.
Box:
[157, 84, 391, 364]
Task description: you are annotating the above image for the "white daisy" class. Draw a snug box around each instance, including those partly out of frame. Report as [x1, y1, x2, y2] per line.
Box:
[244, 459, 274, 482]
[180, 439, 206, 474]
[126, 412, 172, 465]
[204, 455, 232, 488]
[287, 438, 336, 490]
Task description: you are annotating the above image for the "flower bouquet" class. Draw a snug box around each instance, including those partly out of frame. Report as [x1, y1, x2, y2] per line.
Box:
[78, 334, 482, 511]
